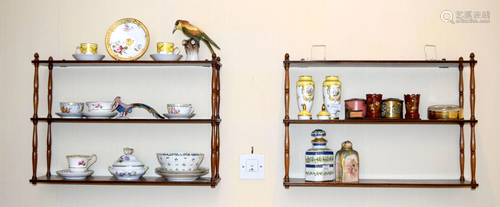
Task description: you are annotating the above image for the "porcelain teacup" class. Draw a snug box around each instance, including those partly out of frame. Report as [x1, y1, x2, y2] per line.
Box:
[167, 104, 195, 114]
[67, 154, 97, 173]
[60, 102, 84, 114]
[157, 42, 180, 55]
[86, 101, 113, 112]
[75, 43, 98, 55]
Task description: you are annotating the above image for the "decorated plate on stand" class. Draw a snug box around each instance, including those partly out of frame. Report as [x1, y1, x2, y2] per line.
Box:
[105, 18, 150, 61]
[56, 169, 94, 180]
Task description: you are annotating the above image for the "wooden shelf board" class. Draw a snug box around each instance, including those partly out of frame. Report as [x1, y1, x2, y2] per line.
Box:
[33, 60, 220, 68]
[285, 60, 476, 68]
[284, 119, 477, 124]
[32, 117, 221, 124]
[30, 176, 221, 187]
[284, 178, 478, 188]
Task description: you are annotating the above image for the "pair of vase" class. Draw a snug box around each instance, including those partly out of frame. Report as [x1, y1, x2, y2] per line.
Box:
[297, 76, 341, 119]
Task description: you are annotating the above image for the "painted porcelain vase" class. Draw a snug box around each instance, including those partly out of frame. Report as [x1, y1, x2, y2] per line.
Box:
[335, 141, 359, 182]
[305, 129, 334, 181]
[404, 94, 420, 119]
[322, 76, 341, 119]
[297, 76, 315, 113]
[366, 94, 382, 118]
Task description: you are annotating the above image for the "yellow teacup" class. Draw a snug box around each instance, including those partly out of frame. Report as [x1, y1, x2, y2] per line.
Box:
[75, 43, 98, 55]
[157, 42, 180, 55]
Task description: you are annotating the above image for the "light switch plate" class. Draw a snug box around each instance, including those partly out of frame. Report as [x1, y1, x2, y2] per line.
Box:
[240, 154, 265, 179]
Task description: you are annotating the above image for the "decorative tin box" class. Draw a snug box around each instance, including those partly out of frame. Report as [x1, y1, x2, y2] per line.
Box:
[381, 98, 403, 119]
[345, 99, 367, 119]
[335, 141, 359, 182]
[428, 105, 463, 120]
[305, 129, 334, 181]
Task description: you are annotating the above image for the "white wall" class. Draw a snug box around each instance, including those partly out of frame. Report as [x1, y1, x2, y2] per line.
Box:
[1, 0, 499, 206]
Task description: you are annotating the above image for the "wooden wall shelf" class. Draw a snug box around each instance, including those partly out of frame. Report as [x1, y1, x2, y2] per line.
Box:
[30, 176, 221, 187]
[282, 53, 478, 189]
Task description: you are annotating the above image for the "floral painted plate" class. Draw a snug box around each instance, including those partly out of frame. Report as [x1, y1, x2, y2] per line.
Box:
[105, 18, 150, 61]
[155, 167, 209, 174]
[162, 113, 196, 119]
[155, 170, 209, 181]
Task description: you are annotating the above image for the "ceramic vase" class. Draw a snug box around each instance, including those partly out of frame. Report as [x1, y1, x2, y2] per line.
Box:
[322, 76, 341, 119]
[404, 94, 420, 119]
[335, 140, 359, 183]
[305, 129, 334, 181]
[297, 76, 315, 113]
[381, 98, 403, 119]
[366, 94, 382, 118]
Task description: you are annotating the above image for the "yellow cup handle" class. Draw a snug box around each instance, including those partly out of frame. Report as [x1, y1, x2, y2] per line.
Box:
[173, 47, 180, 55]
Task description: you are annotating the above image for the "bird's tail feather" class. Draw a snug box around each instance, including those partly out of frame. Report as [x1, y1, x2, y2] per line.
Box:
[133, 104, 165, 119]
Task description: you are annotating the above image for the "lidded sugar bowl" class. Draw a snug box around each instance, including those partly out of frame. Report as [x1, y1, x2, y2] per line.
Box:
[305, 129, 334, 181]
[108, 147, 149, 180]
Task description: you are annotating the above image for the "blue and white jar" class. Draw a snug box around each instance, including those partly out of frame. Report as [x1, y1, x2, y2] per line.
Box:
[305, 129, 334, 181]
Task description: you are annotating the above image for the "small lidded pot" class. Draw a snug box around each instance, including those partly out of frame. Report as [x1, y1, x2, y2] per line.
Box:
[335, 141, 359, 183]
[381, 98, 403, 119]
[427, 105, 463, 120]
[317, 104, 330, 120]
[305, 129, 334, 182]
[108, 147, 149, 180]
[345, 99, 367, 119]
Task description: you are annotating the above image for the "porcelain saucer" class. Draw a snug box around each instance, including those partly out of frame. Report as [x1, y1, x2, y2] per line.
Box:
[155, 167, 209, 174]
[82, 111, 118, 119]
[56, 169, 94, 180]
[155, 169, 208, 181]
[56, 112, 83, 118]
[150, 54, 183, 61]
[72, 54, 105, 61]
[162, 113, 195, 119]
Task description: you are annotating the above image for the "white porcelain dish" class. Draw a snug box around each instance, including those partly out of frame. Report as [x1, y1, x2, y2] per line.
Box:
[109, 148, 149, 180]
[156, 153, 204, 171]
[82, 111, 117, 119]
[163, 113, 196, 119]
[155, 169, 209, 181]
[72, 54, 105, 61]
[155, 167, 208, 174]
[150, 54, 183, 61]
[56, 112, 83, 118]
[56, 169, 94, 180]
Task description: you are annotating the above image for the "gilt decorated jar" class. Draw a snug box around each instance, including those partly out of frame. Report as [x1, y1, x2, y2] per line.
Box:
[305, 129, 334, 181]
[335, 141, 359, 183]
[297, 76, 315, 113]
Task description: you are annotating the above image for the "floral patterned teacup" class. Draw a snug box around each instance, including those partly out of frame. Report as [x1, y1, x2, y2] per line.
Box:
[67, 154, 97, 173]
[60, 102, 84, 114]
[167, 104, 195, 114]
[86, 101, 113, 112]
[75, 43, 98, 55]
[157, 42, 180, 55]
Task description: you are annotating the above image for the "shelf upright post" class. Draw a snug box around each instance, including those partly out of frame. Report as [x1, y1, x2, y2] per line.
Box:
[469, 53, 477, 188]
[46, 57, 53, 177]
[210, 53, 217, 184]
[215, 55, 221, 180]
[284, 53, 290, 185]
[31, 53, 40, 182]
[458, 57, 465, 181]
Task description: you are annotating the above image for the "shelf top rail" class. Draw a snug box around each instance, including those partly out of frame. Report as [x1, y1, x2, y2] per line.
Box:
[284, 59, 476, 68]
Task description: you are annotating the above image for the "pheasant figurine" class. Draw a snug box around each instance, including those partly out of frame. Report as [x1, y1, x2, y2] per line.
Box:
[173, 20, 220, 54]
[111, 96, 165, 119]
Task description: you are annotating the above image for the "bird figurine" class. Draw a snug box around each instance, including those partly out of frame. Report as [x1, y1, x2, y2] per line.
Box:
[111, 96, 165, 119]
[173, 20, 220, 54]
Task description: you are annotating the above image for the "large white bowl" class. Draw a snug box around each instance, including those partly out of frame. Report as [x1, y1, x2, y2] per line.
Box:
[156, 153, 204, 171]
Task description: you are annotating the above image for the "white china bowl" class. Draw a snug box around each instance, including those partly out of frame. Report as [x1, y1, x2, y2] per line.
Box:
[86, 101, 113, 111]
[72, 54, 105, 61]
[60, 102, 84, 114]
[156, 153, 204, 171]
[108, 166, 149, 180]
[150, 54, 183, 61]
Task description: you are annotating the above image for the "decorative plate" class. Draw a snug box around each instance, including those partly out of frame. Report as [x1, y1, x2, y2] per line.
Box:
[82, 111, 118, 119]
[56, 169, 94, 180]
[162, 113, 196, 119]
[72, 54, 105, 61]
[150, 54, 183, 61]
[105, 18, 150, 61]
